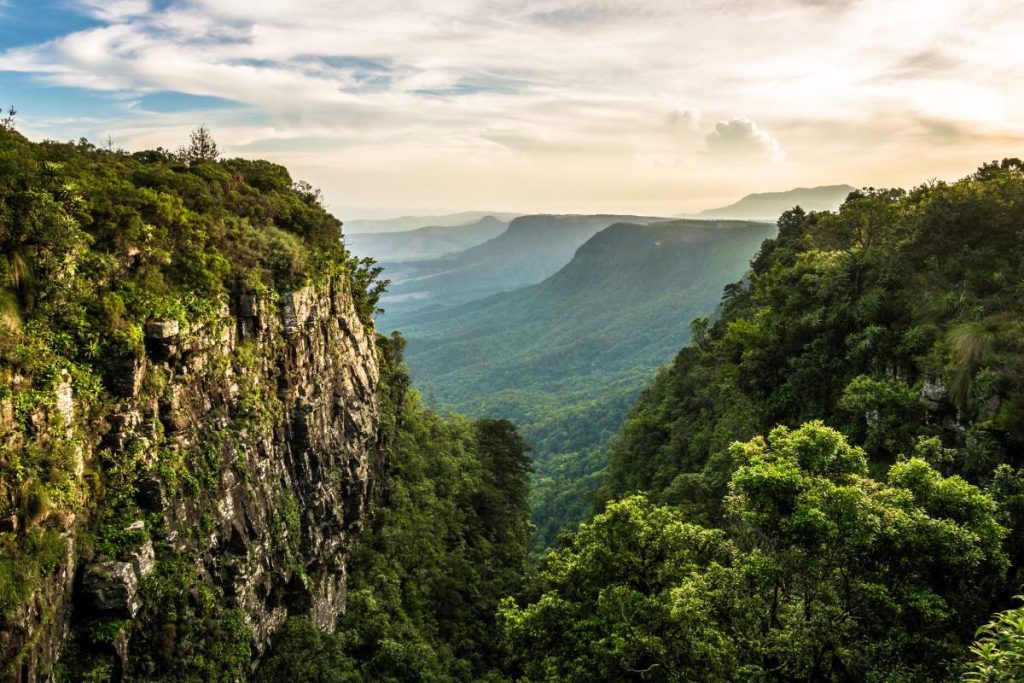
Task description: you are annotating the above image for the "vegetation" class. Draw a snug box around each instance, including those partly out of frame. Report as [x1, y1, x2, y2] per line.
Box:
[377, 214, 665, 318]
[258, 333, 532, 681]
[502, 424, 1007, 681]
[964, 598, 1024, 682]
[6, 108, 1024, 682]
[0, 122, 384, 678]
[512, 158, 1024, 680]
[605, 163, 1024, 517]
[396, 220, 774, 548]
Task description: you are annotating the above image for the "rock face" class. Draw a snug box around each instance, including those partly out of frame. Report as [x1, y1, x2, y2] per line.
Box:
[0, 278, 380, 680]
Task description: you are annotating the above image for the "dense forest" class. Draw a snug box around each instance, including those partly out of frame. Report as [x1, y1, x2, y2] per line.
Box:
[3, 112, 1024, 681]
[501, 159, 1024, 681]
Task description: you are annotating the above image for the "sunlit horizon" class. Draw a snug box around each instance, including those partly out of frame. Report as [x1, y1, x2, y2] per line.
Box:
[1, 0, 1021, 219]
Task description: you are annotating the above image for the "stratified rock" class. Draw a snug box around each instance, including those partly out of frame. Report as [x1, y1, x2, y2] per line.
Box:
[106, 353, 146, 399]
[82, 562, 140, 617]
[2, 277, 380, 680]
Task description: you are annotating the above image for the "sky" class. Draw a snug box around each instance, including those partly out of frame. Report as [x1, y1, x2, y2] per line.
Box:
[0, 0, 1022, 219]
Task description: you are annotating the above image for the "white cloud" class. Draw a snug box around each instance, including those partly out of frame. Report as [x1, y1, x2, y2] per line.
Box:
[1, 0, 1022, 215]
[73, 0, 151, 21]
[705, 118, 784, 164]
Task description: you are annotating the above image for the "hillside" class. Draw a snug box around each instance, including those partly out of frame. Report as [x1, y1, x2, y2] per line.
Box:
[398, 219, 776, 544]
[377, 213, 669, 323]
[0, 129, 531, 681]
[345, 215, 509, 261]
[501, 160, 1024, 681]
[694, 183, 857, 219]
[342, 210, 519, 234]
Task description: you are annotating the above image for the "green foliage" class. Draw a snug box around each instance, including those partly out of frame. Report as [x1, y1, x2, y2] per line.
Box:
[964, 598, 1024, 682]
[606, 161, 1024, 525]
[255, 618, 360, 682]
[587, 160, 1024, 679]
[126, 554, 253, 681]
[504, 423, 1008, 681]
[0, 126, 380, 381]
[259, 334, 532, 681]
[395, 220, 775, 548]
[0, 527, 66, 614]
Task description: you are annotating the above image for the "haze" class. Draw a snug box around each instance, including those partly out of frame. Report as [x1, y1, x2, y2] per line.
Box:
[1, 0, 1021, 218]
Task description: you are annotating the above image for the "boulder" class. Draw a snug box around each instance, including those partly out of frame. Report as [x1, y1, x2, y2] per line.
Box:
[82, 562, 140, 617]
[145, 320, 180, 339]
[920, 378, 947, 411]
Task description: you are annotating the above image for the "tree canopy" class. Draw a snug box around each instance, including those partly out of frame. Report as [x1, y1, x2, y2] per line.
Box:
[502, 422, 1008, 682]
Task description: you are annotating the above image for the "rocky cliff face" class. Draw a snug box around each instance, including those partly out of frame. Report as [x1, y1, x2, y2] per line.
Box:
[0, 278, 379, 681]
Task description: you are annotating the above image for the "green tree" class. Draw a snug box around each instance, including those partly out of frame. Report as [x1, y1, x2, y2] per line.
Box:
[505, 423, 1008, 682]
[175, 125, 219, 164]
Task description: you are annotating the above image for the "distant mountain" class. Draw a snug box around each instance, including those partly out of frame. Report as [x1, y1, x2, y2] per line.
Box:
[693, 184, 857, 220]
[343, 210, 520, 234]
[346, 215, 510, 261]
[397, 219, 777, 546]
[377, 214, 668, 324]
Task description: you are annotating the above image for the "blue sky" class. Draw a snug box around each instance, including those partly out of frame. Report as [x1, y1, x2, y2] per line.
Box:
[1, 1, 1022, 218]
[0, 1, 255, 150]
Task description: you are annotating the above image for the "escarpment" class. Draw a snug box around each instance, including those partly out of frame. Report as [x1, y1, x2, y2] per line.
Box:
[0, 279, 379, 680]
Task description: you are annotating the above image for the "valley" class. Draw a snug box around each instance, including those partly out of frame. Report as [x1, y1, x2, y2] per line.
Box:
[371, 214, 670, 320]
[2, 120, 1023, 681]
[2, 3, 1021, 675]
[390, 219, 776, 545]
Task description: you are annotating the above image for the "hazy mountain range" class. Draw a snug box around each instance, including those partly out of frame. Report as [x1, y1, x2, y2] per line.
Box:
[690, 184, 857, 220]
[346, 215, 510, 261]
[377, 214, 669, 323]
[343, 210, 520, 234]
[396, 218, 777, 544]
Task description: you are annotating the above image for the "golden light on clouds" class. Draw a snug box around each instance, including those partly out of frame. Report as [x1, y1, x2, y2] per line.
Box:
[1, 0, 1022, 217]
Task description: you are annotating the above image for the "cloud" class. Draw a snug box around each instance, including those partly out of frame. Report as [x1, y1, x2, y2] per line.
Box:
[704, 118, 784, 163]
[0, 0, 1020, 216]
[73, 0, 151, 21]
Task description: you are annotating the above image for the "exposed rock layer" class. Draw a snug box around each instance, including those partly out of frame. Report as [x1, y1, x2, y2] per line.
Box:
[0, 279, 379, 680]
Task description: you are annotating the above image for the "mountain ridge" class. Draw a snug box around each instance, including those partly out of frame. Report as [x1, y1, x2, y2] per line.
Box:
[689, 183, 857, 220]
[377, 213, 670, 323]
[397, 218, 777, 545]
[343, 210, 520, 234]
[346, 215, 510, 261]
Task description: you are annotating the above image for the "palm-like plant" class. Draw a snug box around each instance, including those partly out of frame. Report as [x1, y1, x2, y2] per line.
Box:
[964, 598, 1024, 682]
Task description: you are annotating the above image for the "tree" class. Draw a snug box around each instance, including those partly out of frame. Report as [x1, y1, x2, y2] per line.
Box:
[1, 106, 15, 132]
[499, 495, 739, 682]
[503, 423, 1008, 682]
[176, 125, 220, 164]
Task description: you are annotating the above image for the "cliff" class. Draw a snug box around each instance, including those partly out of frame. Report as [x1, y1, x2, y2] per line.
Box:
[0, 279, 378, 680]
[0, 130, 388, 681]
